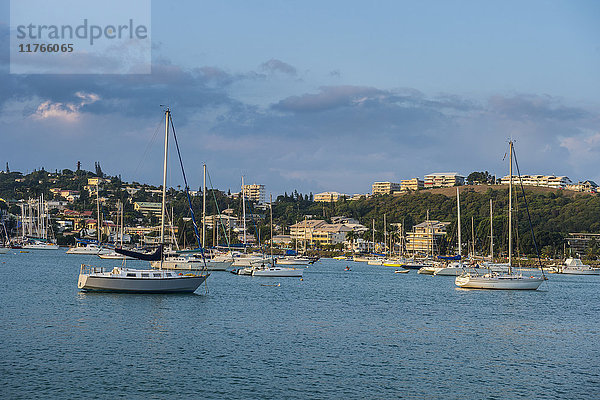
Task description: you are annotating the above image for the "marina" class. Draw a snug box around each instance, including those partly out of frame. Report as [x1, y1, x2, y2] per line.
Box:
[2, 1, 599, 398]
[1, 249, 599, 399]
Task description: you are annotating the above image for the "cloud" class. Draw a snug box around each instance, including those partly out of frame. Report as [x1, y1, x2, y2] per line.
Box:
[488, 94, 590, 121]
[259, 59, 297, 76]
[273, 85, 386, 112]
[1, 33, 599, 194]
[31, 91, 100, 121]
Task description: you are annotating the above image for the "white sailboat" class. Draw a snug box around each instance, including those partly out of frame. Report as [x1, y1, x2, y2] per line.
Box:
[69, 184, 111, 255]
[20, 195, 60, 250]
[433, 187, 465, 276]
[78, 108, 208, 293]
[455, 141, 545, 290]
[235, 194, 303, 277]
[0, 223, 9, 253]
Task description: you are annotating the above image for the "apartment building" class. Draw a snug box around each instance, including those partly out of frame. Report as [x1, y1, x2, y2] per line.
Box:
[242, 183, 266, 204]
[424, 173, 465, 188]
[372, 181, 401, 195]
[290, 218, 357, 246]
[405, 220, 450, 254]
[500, 175, 572, 189]
[314, 191, 345, 202]
[133, 201, 162, 216]
[401, 178, 424, 191]
[568, 180, 598, 193]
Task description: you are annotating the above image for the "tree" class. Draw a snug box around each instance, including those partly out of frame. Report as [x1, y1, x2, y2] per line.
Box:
[467, 171, 492, 184]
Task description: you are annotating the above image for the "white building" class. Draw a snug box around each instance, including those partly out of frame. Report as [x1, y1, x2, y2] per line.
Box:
[372, 181, 401, 195]
[242, 183, 266, 204]
[314, 191, 345, 202]
[401, 178, 424, 191]
[500, 174, 572, 189]
[424, 173, 465, 188]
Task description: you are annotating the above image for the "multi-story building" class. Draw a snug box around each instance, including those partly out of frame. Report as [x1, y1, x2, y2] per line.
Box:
[314, 191, 345, 202]
[311, 224, 352, 246]
[567, 232, 600, 257]
[290, 219, 355, 246]
[372, 181, 401, 195]
[401, 178, 424, 191]
[242, 183, 266, 204]
[202, 214, 239, 230]
[500, 175, 572, 189]
[290, 219, 327, 242]
[405, 220, 450, 254]
[133, 201, 162, 216]
[424, 173, 465, 188]
[568, 180, 598, 193]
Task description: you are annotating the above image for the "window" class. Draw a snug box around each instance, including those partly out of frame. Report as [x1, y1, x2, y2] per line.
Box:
[141, 273, 149, 277]
[153, 273, 161, 277]
[126, 273, 136, 277]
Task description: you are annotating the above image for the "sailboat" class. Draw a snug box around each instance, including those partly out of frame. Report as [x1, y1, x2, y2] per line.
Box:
[433, 188, 465, 276]
[20, 196, 60, 250]
[234, 194, 303, 277]
[455, 141, 545, 290]
[78, 108, 209, 293]
[0, 222, 10, 254]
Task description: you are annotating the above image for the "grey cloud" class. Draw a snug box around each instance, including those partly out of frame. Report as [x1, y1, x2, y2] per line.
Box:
[488, 94, 590, 121]
[260, 59, 297, 76]
[272, 85, 387, 113]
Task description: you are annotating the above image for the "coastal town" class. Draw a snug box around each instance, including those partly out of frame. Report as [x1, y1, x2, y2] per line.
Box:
[1, 163, 598, 262]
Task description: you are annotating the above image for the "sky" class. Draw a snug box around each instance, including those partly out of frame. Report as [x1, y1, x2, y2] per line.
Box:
[1, 0, 599, 196]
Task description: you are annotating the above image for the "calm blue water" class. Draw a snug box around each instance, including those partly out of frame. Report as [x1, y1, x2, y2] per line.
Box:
[1, 250, 599, 399]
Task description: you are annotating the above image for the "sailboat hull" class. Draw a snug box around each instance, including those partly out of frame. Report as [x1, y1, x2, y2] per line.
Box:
[455, 274, 543, 290]
[433, 266, 464, 276]
[23, 243, 60, 250]
[251, 267, 303, 277]
[78, 273, 207, 293]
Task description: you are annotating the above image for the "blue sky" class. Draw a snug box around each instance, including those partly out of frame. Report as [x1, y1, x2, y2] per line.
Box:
[1, 0, 600, 195]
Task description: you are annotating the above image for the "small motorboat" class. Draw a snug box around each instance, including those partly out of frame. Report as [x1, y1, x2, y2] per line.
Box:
[394, 269, 409, 274]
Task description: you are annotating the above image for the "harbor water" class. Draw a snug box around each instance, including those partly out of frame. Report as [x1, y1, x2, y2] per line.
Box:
[1, 250, 599, 399]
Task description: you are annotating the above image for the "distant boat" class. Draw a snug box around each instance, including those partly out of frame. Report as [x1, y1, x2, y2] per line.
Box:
[251, 266, 303, 277]
[433, 262, 464, 276]
[455, 141, 544, 290]
[383, 260, 405, 267]
[394, 269, 409, 274]
[237, 194, 303, 278]
[276, 256, 311, 265]
[22, 239, 60, 250]
[67, 240, 110, 255]
[559, 258, 600, 275]
[78, 109, 208, 293]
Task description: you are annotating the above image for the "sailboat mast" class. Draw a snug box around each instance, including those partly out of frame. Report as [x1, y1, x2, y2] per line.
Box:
[457, 188, 462, 257]
[471, 216, 475, 257]
[120, 200, 124, 247]
[270, 194, 273, 260]
[372, 219, 375, 254]
[489, 199, 493, 259]
[160, 109, 170, 268]
[241, 175, 246, 252]
[96, 182, 101, 244]
[384, 213, 387, 257]
[202, 163, 206, 250]
[508, 140, 513, 274]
